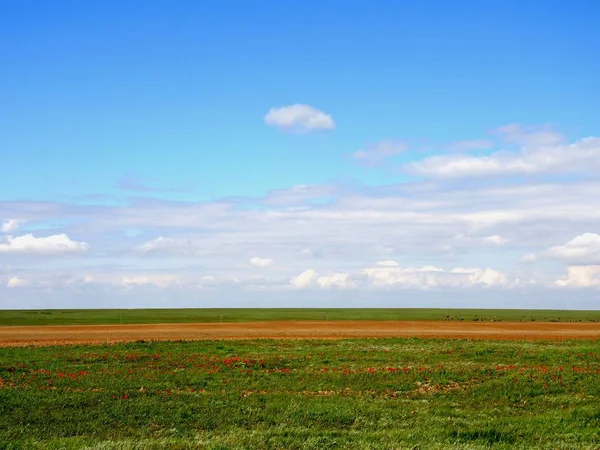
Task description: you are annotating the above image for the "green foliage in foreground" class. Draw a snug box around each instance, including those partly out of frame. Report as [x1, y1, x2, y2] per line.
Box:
[2, 307, 600, 326]
[1, 339, 600, 448]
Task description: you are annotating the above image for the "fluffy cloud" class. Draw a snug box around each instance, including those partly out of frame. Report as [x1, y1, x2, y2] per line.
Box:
[264, 104, 334, 133]
[407, 131, 600, 178]
[249, 257, 273, 268]
[482, 235, 507, 246]
[1, 220, 20, 233]
[290, 269, 317, 288]
[555, 266, 600, 288]
[352, 141, 407, 165]
[543, 233, 600, 264]
[7, 277, 29, 288]
[317, 273, 356, 289]
[0, 234, 89, 255]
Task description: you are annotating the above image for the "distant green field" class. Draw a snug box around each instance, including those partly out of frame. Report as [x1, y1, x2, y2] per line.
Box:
[2, 338, 600, 449]
[1, 308, 599, 326]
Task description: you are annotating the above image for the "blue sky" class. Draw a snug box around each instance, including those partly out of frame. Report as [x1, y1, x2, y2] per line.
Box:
[1, 1, 600, 308]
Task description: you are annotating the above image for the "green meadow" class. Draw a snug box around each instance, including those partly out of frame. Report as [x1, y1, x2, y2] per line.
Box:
[1, 338, 600, 449]
[1, 308, 599, 326]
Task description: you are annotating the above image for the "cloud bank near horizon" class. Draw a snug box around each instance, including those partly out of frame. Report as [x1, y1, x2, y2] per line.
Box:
[2, 123, 600, 309]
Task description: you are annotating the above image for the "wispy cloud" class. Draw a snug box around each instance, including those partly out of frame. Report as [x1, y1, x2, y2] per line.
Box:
[406, 130, 599, 178]
[352, 141, 407, 165]
[495, 123, 565, 147]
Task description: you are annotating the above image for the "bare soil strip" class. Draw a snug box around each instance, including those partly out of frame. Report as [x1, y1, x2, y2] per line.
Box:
[1, 321, 600, 347]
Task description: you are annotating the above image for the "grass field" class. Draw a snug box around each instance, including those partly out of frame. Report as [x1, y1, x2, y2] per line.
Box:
[2, 308, 600, 326]
[2, 338, 600, 449]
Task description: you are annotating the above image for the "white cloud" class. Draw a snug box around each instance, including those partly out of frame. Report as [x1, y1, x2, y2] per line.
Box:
[264, 104, 334, 133]
[459, 268, 508, 287]
[0, 234, 89, 255]
[6, 145, 600, 307]
[482, 235, 507, 246]
[290, 269, 317, 288]
[317, 272, 356, 289]
[364, 265, 508, 289]
[138, 237, 198, 256]
[249, 257, 273, 268]
[364, 266, 442, 289]
[7, 179, 600, 270]
[365, 266, 431, 287]
[121, 275, 179, 288]
[7, 277, 29, 288]
[407, 134, 600, 178]
[377, 260, 399, 267]
[556, 266, 600, 288]
[352, 141, 407, 165]
[1, 220, 20, 233]
[544, 233, 600, 264]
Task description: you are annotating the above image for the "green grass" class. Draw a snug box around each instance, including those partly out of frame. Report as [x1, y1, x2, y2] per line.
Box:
[1, 308, 599, 326]
[2, 338, 600, 449]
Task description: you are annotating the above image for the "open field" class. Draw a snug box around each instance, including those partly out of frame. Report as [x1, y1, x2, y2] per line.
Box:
[2, 338, 600, 449]
[2, 321, 600, 347]
[3, 311, 600, 448]
[2, 308, 600, 326]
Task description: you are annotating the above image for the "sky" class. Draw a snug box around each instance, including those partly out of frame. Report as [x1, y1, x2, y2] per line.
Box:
[1, 0, 600, 309]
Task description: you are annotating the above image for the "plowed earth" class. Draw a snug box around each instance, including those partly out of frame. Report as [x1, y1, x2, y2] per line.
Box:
[1, 321, 600, 346]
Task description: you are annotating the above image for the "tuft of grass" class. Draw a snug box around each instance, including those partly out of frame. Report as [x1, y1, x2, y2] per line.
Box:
[450, 428, 518, 445]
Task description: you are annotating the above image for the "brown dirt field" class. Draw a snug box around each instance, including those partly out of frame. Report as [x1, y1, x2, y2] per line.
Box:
[1, 321, 600, 347]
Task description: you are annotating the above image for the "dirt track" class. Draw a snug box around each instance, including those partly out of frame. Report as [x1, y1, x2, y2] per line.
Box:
[1, 321, 600, 347]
